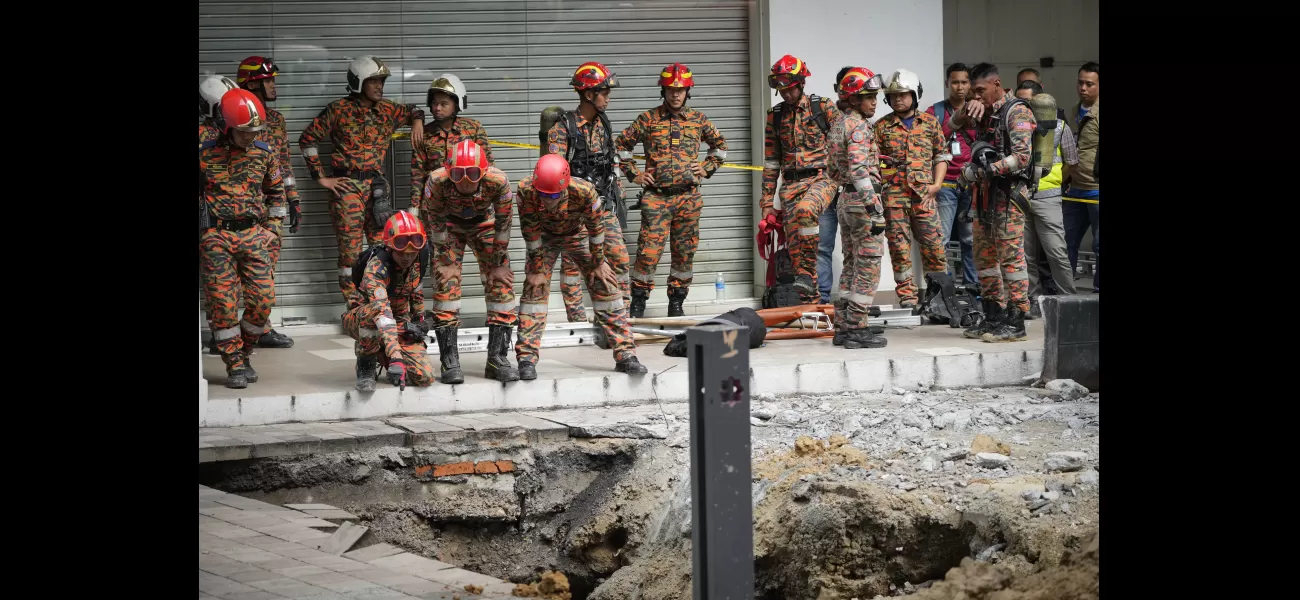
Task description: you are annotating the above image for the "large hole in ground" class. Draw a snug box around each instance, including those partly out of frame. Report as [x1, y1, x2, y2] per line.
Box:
[198, 390, 1100, 599]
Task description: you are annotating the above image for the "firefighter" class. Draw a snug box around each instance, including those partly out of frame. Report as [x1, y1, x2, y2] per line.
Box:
[236, 56, 300, 349]
[515, 155, 647, 379]
[761, 54, 842, 303]
[420, 139, 520, 384]
[298, 55, 425, 302]
[545, 61, 632, 306]
[343, 211, 437, 392]
[614, 62, 728, 318]
[952, 63, 1034, 342]
[410, 74, 493, 213]
[825, 68, 888, 349]
[873, 69, 952, 309]
[199, 89, 287, 389]
[199, 75, 236, 146]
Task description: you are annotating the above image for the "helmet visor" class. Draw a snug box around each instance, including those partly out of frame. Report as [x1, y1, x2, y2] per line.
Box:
[768, 73, 800, 90]
[450, 166, 484, 183]
[390, 232, 427, 251]
[537, 189, 563, 200]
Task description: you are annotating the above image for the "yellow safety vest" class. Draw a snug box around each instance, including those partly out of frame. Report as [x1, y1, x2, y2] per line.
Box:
[1038, 145, 1063, 192]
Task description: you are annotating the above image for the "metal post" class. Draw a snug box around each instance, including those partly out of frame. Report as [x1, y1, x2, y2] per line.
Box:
[687, 323, 754, 600]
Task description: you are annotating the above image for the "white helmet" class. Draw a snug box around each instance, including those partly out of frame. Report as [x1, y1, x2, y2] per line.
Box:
[346, 55, 392, 94]
[427, 73, 468, 113]
[883, 69, 923, 101]
[200, 75, 238, 118]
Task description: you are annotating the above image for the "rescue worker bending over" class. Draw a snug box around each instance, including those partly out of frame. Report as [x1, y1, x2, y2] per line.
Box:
[410, 74, 492, 213]
[420, 140, 520, 384]
[298, 55, 425, 301]
[199, 89, 287, 389]
[952, 63, 1034, 343]
[615, 62, 728, 318]
[873, 69, 951, 309]
[825, 68, 888, 349]
[546, 61, 632, 306]
[237, 55, 300, 349]
[344, 211, 437, 392]
[761, 54, 842, 303]
[537, 107, 590, 323]
[515, 155, 647, 379]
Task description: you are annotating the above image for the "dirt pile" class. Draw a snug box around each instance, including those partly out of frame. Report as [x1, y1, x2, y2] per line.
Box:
[512, 571, 573, 599]
[891, 530, 1098, 600]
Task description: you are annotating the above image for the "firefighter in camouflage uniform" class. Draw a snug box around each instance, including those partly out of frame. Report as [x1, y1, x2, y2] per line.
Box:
[298, 55, 425, 302]
[199, 89, 287, 389]
[615, 62, 728, 318]
[410, 74, 493, 212]
[515, 155, 647, 380]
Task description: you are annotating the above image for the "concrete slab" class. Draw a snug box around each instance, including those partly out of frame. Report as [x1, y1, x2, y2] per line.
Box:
[342, 543, 407, 562]
[316, 521, 367, 555]
[201, 322, 1044, 427]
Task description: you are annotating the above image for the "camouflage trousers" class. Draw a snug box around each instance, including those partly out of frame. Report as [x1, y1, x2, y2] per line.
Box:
[883, 186, 948, 304]
[428, 223, 518, 329]
[559, 253, 586, 322]
[778, 174, 837, 295]
[201, 225, 277, 372]
[327, 178, 385, 302]
[973, 193, 1030, 313]
[835, 191, 884, 330]
[631, 187, 702, 293]
[341, 302, 436, 387]
[516, 228, 635, 364]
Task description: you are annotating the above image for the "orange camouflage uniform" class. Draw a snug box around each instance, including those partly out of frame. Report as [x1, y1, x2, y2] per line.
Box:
[515, 176, 635, 364]
[615, 104, 727, 294]
[199, 136, 286, 375]
[873, 110, 951, 304]
[826, 109, 885, 332]
[299, 96, 419, 301]
[762, 93, 842, 298]
[341, 251, 436, 386]
[256, 107, 301, 265]
[420, 166, 518, 329]
[410, 117, 494, 206]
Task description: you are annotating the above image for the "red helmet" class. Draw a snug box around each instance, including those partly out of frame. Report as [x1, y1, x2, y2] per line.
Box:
[533, 154, 571, 195]
[219, 88, 267, 133]
[838, 67, 883, 96]
[769, 54, 810, 90]
[658, 62, 694, 88]
[570, 61, 619, 91]
[446, 139, 489, 183]
[236, 56, 279, 86]
[383, 211, 427, 252]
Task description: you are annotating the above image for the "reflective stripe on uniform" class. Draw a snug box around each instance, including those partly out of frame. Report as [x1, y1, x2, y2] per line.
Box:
[632, 271, 655, 283]
[618, 150, 633, 161]
[360, 327, 380, 338]
[670, 269, 693, 280]
[486, 301, 517, 312]
[429, 231, 448, 243]
[269, 206, 288, 218]
[593, 298, 625, 311]
[798, 226, 819, 236]
[845, 291, 874, 305]
[1003, 270, 1029, 281]
[240, 318, 268, 335]
[376, 315, 396, 328]
[520, 302, 549, 315]
[406, 206, 420, 217]
[590, 233, 605, 244]
[284, 175, 296, 188]
[709, 149, 727, 160]
[339, 267, 353, 277]
[526, 239, 542, 251]
[562, 275, 585, 286]
[434, 301, 460, 311]
[978, 268, 1001, 278]
[893, 271, 911, 281]
[214, 325, 241, 341]
[764, 160, 780, 170]
[303, 147, 319, 157]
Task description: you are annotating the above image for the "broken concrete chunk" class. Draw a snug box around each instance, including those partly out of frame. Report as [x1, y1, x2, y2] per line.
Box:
[941, 448, 969, 461]
[774, 410, 804, 425]
[1078, 469, 1099, 485]
[1045, 379, 1090, 401]
[919, 456, 939, 472]
[970, 434, 1011, 456]
[1043, 451, 1087, 473]
[569, 423, 667, 439]
[752, 406, 776, 420]
[792, 476, 815, 501]
[976, 453, 1011, 469]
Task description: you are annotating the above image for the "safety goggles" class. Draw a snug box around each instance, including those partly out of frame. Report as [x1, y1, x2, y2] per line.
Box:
[390, 232, 427, 251]
[768, 73, 800, 90]
[537, 189, 563, 200]
[449, 166, 484, 183]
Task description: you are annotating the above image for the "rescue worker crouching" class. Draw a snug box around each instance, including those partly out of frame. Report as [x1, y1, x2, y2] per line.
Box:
[615, 62, 728, 318]
[761, 54, 842, 304]
[420, 139, 521, 384]
[343, 211, 437, 392]
[515, 155, 647, 379]
[873, 69, 952, 310]
[237, 55, 300, 349]
[199, 89, 287, 389]
[825, 68, 888, 349]
[298, 55, 425, 302]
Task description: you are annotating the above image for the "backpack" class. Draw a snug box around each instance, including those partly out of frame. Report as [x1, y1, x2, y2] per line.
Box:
[351, 245, 431, 295]
[920, 272, 983, 328]
[772, 94, 831, 164]
[931, 100, 975, 147]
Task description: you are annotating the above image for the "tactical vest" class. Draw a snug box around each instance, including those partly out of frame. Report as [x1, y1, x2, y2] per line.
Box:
[562, 110, 617, 196]
[985, 97, 1035, 183]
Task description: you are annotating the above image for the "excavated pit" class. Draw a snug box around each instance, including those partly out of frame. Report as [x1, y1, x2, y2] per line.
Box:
[198, 385, 1099, 600]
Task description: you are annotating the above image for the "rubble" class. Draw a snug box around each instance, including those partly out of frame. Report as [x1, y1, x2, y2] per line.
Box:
[1044, 379, 1091, 401]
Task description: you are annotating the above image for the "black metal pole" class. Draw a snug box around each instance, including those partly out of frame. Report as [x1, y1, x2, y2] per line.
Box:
[687, 323, 754, 600]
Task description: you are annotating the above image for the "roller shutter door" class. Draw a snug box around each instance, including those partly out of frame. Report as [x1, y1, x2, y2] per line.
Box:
[199, 0, 755, 325]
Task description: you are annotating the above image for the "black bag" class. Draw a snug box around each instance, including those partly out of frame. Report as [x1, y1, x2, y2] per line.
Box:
[761, 243, 800, 308]
[921, 272, 983, 328]
[351, 245, 432, 292]
[663, 307, 767, 357]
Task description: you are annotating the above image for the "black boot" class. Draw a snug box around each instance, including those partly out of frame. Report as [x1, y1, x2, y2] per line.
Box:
[434, 327, 464, 384]
[832, 299, 848, 346]
[667, 288, 687, 317]
[225, 369, 248, 389]
[630, 288, 649, 319]
[241, 354, 259, 383]
[964, 299, 1003, 340]
[257, 328, 295, 348]
[485, 324, 520, 382]
[518, 359, 538, 381]
[794, 275, 818, 304]
[355, 355, 379, 392]
[843, 327, 888, 349]
[616, 355, 648, 375]
[983, 304, 1028, 343]
[208, 335, 221, 355]
[1027, 296, 1042, 320]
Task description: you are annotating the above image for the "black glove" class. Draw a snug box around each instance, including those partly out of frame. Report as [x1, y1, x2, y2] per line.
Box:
[387, 359, 406, 390]
[401, 321, 427, 344]
[870, 218, 886, 236]
[289, 200, 302, 234]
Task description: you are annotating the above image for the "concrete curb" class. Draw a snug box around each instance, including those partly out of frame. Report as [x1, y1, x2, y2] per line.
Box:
[200, 349, 1042, 428]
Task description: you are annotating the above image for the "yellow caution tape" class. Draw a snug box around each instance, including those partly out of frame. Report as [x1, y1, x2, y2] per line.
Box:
[390, 132, 763, 172]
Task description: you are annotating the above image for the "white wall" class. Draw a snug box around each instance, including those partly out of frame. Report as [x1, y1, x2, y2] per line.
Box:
[763, 0, 946, 296]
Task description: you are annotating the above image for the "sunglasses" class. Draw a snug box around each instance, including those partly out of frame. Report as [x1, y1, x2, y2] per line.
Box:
[390, 233, 427, 251]
[537, 190, 563, 199]
[449, 166, 483, 183]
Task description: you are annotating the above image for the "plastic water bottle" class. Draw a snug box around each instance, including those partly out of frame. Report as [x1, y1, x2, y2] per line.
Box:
[714, 272, 725, 303]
